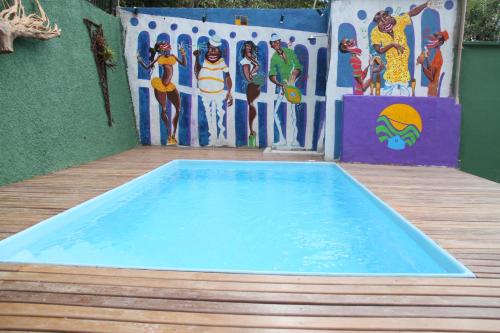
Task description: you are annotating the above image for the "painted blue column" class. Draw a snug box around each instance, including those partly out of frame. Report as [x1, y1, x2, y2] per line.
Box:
[137, 31, 151, 80]
[139, 87, 151, 145]
[274, 101, 287, 143]
[177, 34, 192, 87]
[178, 92, 191, 146]
[294, 44, 308, 96]
[312, 101, 326, 151]
[198, 95, 209, 146]
[316, 47, 328, 96]
[296, 103, 307, 147]
[258, 102, 267, 148]
[235, 99, 248, 147]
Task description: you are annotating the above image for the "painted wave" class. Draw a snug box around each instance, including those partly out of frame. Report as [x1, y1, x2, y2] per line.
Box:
[376, 115, 421, 147]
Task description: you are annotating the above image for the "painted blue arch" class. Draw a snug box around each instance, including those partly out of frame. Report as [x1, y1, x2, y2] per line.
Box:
[177, 34, 192, 87]
[137, 31, 151, 80]
[294, 44, 308, 95]
[235, 40, 246, 94]
[221, 39, 230, 66]
[196, 36, 209, 66]
[221, 38, 230, 91]
[421, 9, 441, 87]
[316, 47, 328, 96]
[368, 21, 377, 55]
[405, 23, 416, 82]
[257, 41, 269, 93]
[336, 23, 356, 88]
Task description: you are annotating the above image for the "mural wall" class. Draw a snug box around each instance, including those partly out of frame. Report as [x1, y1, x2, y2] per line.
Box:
[121, 8, 329, 149]
[324, 0, 461, 161]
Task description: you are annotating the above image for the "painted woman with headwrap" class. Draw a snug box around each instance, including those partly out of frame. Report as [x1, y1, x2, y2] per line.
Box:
[137, 41, 186, 145]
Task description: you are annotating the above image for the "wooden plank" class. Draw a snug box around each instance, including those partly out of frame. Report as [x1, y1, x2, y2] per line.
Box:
[0, 315, 317, 333]
[2, 303, 500, 332]
[2, 290, 500, 319]
[3, 271, 500, 297]
[1, 281, 500, 308]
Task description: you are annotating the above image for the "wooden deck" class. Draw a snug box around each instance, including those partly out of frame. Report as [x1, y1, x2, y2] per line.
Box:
[1, 146, 500, 332]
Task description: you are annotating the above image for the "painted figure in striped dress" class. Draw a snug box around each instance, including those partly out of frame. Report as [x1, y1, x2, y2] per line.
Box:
[137, 41, 186, 145]
[194, 35, 233, 146]
[339, 38, 384, 95]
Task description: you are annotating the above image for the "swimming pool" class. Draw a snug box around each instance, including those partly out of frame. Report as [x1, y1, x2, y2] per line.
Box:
[0, 160, 473, 276]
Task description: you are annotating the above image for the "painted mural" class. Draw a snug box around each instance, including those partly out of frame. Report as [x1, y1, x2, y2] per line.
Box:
[121, 9, 328, 149]
[329, 0, 458, 99]
[324, 0, 460, 161]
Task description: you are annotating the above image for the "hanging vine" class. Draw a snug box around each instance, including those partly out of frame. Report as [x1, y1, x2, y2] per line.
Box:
[83, 18, 115, 126]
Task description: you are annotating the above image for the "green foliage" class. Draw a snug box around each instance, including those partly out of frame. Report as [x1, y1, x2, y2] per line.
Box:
[465, 0, 500, 41]
[119, 0, 328, 9]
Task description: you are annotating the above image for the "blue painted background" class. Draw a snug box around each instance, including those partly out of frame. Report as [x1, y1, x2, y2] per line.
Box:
[123, 8, 330, 33]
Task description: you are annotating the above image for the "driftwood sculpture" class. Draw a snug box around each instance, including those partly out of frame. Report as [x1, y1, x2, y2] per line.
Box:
[0, 0, 60, 53]
[84, 18, 115, 127]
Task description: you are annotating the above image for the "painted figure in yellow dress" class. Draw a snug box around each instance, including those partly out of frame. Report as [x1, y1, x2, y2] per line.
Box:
[137, 41, 187, 145]
[371, 1, 429, 96]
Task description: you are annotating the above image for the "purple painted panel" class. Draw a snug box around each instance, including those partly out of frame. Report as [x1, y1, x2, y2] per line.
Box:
[341, 96, 461, 167]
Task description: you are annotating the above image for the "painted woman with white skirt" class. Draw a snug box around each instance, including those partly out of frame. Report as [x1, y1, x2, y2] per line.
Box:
[240, 41, 264, 147]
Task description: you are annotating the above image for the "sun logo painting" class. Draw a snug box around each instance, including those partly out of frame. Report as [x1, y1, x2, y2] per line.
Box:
[375, 104, 423, 151]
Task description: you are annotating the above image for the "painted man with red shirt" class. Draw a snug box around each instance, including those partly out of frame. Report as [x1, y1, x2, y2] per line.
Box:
[417, 30, 449, 96]
[339, 38, 383, 95]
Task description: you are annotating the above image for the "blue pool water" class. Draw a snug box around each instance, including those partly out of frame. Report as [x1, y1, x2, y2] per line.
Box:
[0, 160, 473, 276]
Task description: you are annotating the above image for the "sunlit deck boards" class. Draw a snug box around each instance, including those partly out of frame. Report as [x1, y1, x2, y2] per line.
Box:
[1, 146, 500, 332]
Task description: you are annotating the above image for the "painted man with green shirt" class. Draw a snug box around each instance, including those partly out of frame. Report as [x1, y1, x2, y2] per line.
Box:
[269, 33, 303, 147]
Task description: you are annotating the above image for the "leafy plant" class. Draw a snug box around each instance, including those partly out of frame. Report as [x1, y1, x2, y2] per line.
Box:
[119, 0, 328, 9]
[465, 0, 500, 41]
